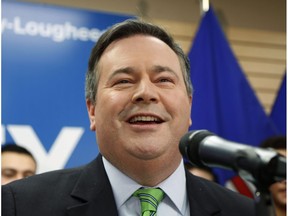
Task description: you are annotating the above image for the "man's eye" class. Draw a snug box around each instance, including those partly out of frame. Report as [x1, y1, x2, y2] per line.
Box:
[2, 169, 17, 178]
[113, 79, 132, 86]
[118, 80, 130, 84]
[23, 171, 35, 178]
[158, 78, 173, 83]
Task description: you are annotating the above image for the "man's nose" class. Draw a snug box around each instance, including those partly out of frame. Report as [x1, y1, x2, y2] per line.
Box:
[15, 173, 25, 180]
[131, 80, 159, 104]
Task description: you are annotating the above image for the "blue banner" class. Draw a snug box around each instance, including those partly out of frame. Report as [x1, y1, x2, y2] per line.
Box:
[2, 1, 133, 173]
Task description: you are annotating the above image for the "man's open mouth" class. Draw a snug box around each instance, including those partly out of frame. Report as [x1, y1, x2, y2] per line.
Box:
[128, 115, 164, 124]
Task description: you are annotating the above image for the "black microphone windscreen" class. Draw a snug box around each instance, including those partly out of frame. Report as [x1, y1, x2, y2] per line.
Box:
[179, 130, 214, 167]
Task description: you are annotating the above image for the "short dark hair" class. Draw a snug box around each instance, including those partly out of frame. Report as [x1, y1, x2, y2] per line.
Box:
[2, 144, 36, 163]
[85, 19, 193, 105]
[259, 136, 286, 150]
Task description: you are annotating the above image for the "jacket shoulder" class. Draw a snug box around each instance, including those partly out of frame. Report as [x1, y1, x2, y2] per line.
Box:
[186, 171, 255, 216]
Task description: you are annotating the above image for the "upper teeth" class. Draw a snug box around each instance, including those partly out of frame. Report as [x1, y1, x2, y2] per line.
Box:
[129, 116, 160, 123]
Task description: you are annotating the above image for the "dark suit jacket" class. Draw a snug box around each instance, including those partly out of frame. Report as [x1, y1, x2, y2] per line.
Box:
[2, 154, 255, 216]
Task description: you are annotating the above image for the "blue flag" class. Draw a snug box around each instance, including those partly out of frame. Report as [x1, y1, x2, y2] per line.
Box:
[270, 73, 286, 135]
[187, 7, 278, 184]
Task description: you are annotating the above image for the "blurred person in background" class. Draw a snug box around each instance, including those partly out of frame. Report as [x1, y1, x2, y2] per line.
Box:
[2, 144, 37, 185]
[261, 136, 286, 216]
[184, 160, 218, 182]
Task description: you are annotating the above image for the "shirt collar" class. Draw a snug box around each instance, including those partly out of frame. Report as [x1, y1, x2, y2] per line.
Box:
[102, 156, 140, 209]
[158, 160, 187, 214]
[102, 156, 187, 214]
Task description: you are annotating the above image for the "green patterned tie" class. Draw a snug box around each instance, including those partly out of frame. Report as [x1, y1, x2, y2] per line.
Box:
[133, 188, 165, 216]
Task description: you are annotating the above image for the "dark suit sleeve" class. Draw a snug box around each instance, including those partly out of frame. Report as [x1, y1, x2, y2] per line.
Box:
[2, 185, 16, 216]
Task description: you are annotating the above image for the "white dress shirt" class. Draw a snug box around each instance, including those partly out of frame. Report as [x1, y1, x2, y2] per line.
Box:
[103, 156, 190, 216]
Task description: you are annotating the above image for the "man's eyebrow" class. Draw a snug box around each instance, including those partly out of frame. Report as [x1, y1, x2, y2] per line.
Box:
[151, 65, 179, 78]
[108, 67, 135, 80]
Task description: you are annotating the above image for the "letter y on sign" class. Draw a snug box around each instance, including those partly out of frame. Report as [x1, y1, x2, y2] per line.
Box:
[7, 125, 84, 173]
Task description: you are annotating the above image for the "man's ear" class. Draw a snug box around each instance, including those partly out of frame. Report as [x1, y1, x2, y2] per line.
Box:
[189, 95, 193, 127]
[86, 99, 96, 131]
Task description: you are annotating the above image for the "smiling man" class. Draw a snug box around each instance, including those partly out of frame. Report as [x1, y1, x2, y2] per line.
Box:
[2, 19, 254, 216]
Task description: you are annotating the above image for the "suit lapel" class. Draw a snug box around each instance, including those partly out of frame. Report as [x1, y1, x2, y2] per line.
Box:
[186, 170, 222, 216]
[67, 154, 118, 216]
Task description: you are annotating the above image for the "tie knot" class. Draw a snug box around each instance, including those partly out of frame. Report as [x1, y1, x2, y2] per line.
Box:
[133, 188, 165, 216]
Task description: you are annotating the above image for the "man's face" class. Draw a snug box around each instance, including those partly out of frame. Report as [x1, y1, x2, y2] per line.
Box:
[1, 152, 36, 185]
[270, 149, 286, 208]
[87, 35, 192, 166]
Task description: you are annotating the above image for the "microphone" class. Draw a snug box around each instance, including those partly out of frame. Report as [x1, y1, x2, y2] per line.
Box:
[179, 130, 286, 187]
